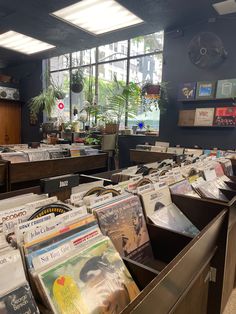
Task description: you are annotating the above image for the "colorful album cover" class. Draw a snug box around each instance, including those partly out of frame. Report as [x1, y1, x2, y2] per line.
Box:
[0, 283, 39, 314]
[196, 81, 216, 100]
[216, 79, 236, 99]
[169, 179, 197, 197]
[95, 195, 152, 262]
[178, 82, 196, 100]
[39, 237, 140, 314]
[194, 108, 215, 126]
[214, 107, 236, 127]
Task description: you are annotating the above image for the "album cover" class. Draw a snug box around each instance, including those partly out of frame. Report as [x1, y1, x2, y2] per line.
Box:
[95, 195, 152, 263]
[141, 186, 172, 217]
[169, 179, 198, 197]
[178, 82, 197, 100]
[216, 79, 236, 99]
[38, 237, 140, 314]
[214, 107, 236, 127]
[178, 110, 196, 126]
[0, 283, 39, 314]
[30, 225, 102, 271]
[196, 81, 216, 100]
[149, 203, 199, 237]
[194, 108, 215, 126]
[0, 250, 26, 296]
[196, 181, 228, 201]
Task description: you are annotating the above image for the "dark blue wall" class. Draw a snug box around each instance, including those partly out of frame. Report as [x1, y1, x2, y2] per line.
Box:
[159, 18, 236, 149]
[3, 61, 43, 143]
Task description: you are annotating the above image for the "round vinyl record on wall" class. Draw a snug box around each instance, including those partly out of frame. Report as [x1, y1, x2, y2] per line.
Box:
[188, 32, 227, 69]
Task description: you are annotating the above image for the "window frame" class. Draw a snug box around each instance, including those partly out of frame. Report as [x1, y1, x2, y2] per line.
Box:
[48, 32, 164, 126]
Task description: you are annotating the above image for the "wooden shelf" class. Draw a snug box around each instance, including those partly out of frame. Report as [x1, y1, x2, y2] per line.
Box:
[179, 98, 236, 103]
[178, 125, 235, 128]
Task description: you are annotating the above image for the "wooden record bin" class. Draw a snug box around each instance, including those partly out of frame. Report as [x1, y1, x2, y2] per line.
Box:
[0, 153, 108, 191]
[120, 195, 228, 314]
[130, 149, 175, 165]
[0, 181, 229, 314]
[171, 186, 236, 313]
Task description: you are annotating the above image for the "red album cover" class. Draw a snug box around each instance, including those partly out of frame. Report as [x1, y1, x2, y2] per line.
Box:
[214, 107, 236, 126]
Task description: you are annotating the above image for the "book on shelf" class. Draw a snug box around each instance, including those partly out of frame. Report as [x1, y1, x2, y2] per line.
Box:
[37, 237, 140, 314]
[214, 107, 236, 127]
[196, 81, 216, 100]
[178, 82, 197, 100]
[216, 79, 236, 99]
[194, 108, 215, 126]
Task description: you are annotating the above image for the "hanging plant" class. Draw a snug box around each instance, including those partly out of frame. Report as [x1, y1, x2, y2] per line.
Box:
[29, 85, 65, 118]
[141, 81, 169, 114]
[71, 68, 84, 93]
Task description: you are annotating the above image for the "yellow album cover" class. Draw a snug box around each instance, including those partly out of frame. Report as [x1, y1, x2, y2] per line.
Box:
[39, 237, 139, 314]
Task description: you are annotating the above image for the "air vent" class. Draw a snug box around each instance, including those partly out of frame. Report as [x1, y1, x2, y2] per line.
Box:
[213, 0, 236, 15]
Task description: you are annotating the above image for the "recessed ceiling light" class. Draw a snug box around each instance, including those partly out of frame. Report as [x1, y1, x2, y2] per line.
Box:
[0, 31, 55, 55]
[213, 0, 236, 15]
[52, 0, 144, 35]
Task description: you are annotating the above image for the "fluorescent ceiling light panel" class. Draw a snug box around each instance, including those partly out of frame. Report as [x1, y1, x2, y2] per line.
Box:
[0, 31, 55, 55]
[52, 0, 144, 35]
[213, 0, 236, 15]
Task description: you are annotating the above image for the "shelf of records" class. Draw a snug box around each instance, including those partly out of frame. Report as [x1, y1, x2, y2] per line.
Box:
[0, 148, 108, 192]
[0, 143, 101, 163]
[178, 107, 236, 127]
[133, 141, 236, 160]
[178, 79, 236, 102]
[0, 164, 231, 314]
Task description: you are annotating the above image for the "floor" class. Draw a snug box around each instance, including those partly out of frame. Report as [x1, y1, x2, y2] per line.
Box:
[223, 289, 236, 314]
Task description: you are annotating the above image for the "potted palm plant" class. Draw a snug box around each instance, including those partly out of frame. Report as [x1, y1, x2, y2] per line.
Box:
[99, 76, 141, 168]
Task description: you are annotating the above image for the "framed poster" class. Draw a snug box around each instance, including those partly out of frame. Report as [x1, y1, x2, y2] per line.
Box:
[196, 81, 216, 100]
[178, 109, 196, 126]
[214, 107, 236, 126]
[194, 108, 215, 126]
[178, 82, 196, 101]
[216, 79, 236, 99]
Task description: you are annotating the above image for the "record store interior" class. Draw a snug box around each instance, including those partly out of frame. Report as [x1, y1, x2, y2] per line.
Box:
[2, 0, 236, 313]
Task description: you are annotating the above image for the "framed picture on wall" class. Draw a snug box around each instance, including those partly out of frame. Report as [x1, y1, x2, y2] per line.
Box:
[177, 82, 197, 101]
[196, 81, 216, 100]
[216, 79, 236, 99]
[194, 108, 215, 126]
[214, 107, 236, 127]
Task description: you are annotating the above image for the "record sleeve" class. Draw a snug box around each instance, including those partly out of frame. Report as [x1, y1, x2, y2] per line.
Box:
[216, 79, 236, 99]
[38, 237, 140, 314]
[95, 195, 153, 263]
[194, 108, 215, 126]
[196, 81, 216, 100]
[149, 203, 199, 237]
[178, 82, 196, 100]
[0, 283, 39, 314]
[214, 107, 236, 127]
[178, 110, 196, 126]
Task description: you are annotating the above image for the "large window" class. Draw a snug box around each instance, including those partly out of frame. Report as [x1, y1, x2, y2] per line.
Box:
[48, 31, 164, 130]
